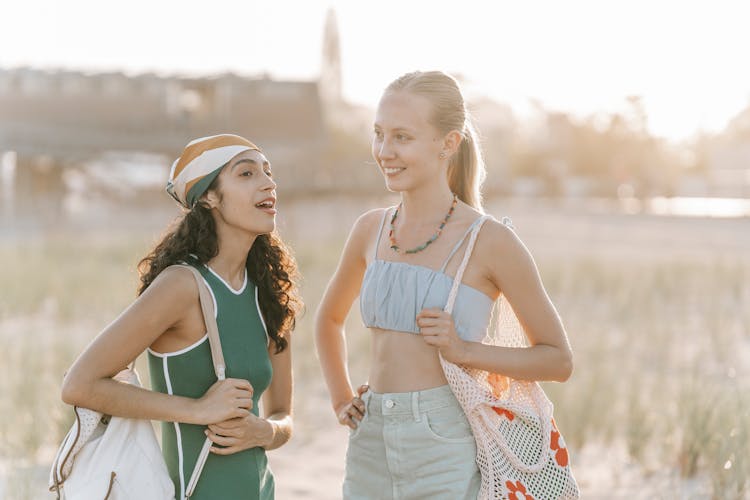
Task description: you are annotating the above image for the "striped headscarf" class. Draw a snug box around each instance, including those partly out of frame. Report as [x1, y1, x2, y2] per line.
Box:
[167, 134, 260, 208]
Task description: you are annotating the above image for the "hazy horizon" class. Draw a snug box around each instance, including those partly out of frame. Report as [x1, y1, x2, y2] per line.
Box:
[4, 0, 750, 142]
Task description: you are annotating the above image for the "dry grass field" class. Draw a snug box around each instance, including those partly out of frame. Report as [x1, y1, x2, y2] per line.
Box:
[1, 195, 748, 499]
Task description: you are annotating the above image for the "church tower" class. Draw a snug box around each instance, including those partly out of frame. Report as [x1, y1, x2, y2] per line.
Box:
[320, 8, 342, 105]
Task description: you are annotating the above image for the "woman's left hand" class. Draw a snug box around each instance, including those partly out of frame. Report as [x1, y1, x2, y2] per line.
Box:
[206, 414, 274, 455]
[417, 308, 468, 364]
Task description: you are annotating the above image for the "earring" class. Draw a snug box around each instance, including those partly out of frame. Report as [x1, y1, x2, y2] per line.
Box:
[439, 152, 446, 159]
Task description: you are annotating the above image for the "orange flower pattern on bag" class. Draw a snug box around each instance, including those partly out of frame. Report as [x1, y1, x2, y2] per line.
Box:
[550, 419, 569, 467]
[505, 480, 534, 500]
[492, 406, 515, 421]
[487, 372, 509, 398]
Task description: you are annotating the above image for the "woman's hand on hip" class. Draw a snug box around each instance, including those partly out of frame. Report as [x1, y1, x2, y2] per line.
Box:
[206, 414, 273, 454]
[335, 384, 369, 430]
[196, 378, 254, 424]
[417, 308, 468, 364]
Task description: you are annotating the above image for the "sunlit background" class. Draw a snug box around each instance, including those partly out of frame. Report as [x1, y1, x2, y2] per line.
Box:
[1, 1, 749, 498]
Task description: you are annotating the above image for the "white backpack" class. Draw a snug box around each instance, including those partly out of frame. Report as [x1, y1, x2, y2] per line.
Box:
[50, 265, 224, 499]
[48, 367, 175, 499]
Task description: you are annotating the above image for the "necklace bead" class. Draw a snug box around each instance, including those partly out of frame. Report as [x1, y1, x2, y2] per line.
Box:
[389, 194, 458, 254]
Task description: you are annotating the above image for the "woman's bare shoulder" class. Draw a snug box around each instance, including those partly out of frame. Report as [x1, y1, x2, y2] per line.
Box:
[354, 207, 391, 229]
[140, 264, 200, 306]
[475, 216, 531, 265]
[348, 207, 392, 242]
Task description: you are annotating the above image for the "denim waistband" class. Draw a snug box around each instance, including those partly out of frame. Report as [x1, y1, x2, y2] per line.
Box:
[363, 384, 461, 419]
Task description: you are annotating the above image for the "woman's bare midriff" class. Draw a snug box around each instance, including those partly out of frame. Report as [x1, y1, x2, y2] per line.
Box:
[368, 327, 449, 393]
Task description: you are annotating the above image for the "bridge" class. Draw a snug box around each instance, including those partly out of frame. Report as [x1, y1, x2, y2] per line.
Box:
[0, 67, 336, 226]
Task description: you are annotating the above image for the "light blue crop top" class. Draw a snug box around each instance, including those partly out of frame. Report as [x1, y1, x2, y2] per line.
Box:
[360, 209, 494, 343]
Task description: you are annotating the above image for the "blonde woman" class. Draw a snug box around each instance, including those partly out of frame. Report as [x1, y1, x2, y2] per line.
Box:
[315, 71, 573, 499]
[62, 135, 302, 499]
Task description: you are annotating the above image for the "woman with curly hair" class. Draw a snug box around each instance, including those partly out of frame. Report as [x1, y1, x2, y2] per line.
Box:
[61, 134, 302, 499]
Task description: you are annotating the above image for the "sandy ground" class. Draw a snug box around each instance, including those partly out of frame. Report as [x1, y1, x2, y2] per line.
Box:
[9, 424, 712, 500]
[265, 407, 712, 500]
[267, 411, 349, 499]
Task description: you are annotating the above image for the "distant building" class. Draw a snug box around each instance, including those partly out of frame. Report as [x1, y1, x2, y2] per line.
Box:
[0, 67, 327, 198]
[0, 68, 327, 223]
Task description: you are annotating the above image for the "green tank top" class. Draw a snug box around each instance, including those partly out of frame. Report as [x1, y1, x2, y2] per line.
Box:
[148, 263, 274, 499]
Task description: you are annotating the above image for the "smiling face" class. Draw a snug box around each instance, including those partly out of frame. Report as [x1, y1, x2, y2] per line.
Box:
[372, 90, 449, 193]
[203, 149, 277, 236]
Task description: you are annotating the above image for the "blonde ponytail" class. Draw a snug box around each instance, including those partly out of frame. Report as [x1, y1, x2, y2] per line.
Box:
[448, 118, 485, 210]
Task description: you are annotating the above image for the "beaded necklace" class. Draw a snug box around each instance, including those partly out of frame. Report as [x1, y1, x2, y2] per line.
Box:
[389, 194, 458, 254]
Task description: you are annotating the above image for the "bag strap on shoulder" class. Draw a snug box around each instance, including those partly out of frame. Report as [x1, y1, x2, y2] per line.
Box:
[444, 215, 491, 314]
[172, 264, 226, 380]
[170, 264, 226, 498]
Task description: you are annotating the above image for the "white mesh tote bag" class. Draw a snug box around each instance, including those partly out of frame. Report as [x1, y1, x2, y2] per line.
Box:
[439, 216, 579, 500]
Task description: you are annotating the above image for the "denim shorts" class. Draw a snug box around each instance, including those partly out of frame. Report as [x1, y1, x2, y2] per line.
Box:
[343, 384, 480, 500]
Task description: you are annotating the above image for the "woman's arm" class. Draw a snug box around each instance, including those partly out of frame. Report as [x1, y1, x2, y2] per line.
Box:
[419, 220, 573, 382]
[259, 341, 293, 450]
[314, 210, 380, 425]
[61, 266, 254, 424]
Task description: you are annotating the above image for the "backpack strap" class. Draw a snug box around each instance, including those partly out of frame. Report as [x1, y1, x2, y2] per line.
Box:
[444, 215, 491, 314]
[172, 264, 225, 380]
[170, 264, 225, 498]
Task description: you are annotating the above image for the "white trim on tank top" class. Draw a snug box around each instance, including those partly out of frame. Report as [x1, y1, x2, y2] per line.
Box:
[204, 264, 247, 295]
[162, 357, 186, 500]
[255, 285, 270, 347]
[147, 334, 208, 358]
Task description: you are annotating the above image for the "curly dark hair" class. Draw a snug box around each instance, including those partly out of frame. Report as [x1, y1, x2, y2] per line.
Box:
[137, 179, 302, 353]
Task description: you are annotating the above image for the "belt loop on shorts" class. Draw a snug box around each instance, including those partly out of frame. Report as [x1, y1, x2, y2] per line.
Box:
[411, 391, 421, 422]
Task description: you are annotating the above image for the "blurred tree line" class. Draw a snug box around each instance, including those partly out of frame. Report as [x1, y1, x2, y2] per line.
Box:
[319, 95, 731, 200]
